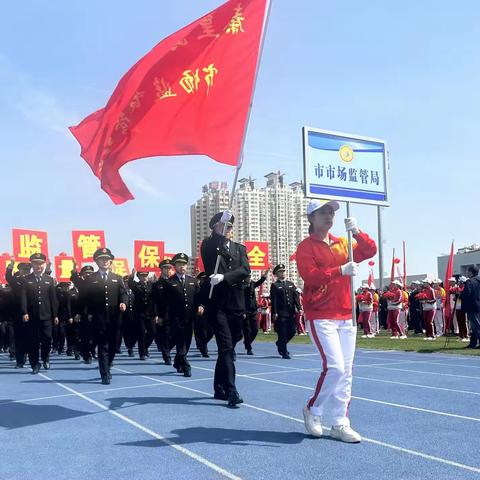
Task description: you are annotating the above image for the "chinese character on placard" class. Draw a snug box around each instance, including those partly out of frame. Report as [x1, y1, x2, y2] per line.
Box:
[72, 231, 105, 263]
[326, 165, 335, 180]
[134, 241, 165, 274]
[244, 242, 269, 271]
[348, 168, 358, 182]
[55, 255, 75, 283]
[370, 170, 380, 185]
[337, 166, 347, 181]
[314, 164, 324, 178]
[111, 258, 129, 277]
[12, 229, 49, 261]
[359, 169, 369, 184]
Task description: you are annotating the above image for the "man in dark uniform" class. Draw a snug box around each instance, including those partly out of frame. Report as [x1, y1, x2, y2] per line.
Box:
[21, 253, 59, 373]
[243, 269, 268, 355]
[201, 210, 250, 407]
[55, 282, 75, 355]
[122, 275, 136, 357]
[71, 264, 96, 363]
[270, 264, 301, 359]
[128, 270, 157, 360]
[0, 284, 15, 358]
[160, 253, 202, 377]
[6, 260, 31, 368]
[194, 272, 214, 357]
[408, 281, 423, 334]
[83, 248, 127, 384]
[153, 259, 173, 365]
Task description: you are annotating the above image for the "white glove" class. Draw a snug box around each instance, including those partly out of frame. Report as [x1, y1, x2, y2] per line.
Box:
[220, 209, 233, 224]
[344, 217, 360, 235]
[210, 273, 225, 286]
[341, 262, 358, 276]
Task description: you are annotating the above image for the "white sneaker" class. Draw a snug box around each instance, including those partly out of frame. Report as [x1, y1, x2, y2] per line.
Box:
[390, 336, 399, 340]
[303, 407, 323, 437]
[361, 335, 368, 338]
[367, 334, 375, 338]
[461, 338, 470, 342]
[399, 335, 407, 339]
[330, 425, 361, 443]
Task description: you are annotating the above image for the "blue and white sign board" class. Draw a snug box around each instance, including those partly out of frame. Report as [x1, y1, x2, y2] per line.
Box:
[303, 127, 389, 206]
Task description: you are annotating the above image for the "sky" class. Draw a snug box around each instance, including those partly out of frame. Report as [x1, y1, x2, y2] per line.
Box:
[1, 0, 479, 282]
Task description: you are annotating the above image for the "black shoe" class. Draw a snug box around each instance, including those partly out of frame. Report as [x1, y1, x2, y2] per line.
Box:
[201, 352, 210, 358]
[139, 355, 146, 361]
[101, 376, 110, 385]
[164, 357, 172, 366]
[116, 348, 122, 354]
[31, 364, 41, 374]
[233, 351, 237, 362]
[92, 353, 98, 360]
[227, 391, 243, 408]
[84, 358, 92, 364]
[128, 349, 134, 357]
[9, 353, 15, 361]
[176, 366, 185, 374]
[282, 353, 291, 359]
[145, 350, 150, 357]
[108, 370, 112, 380]
[74, 353, 80, 360]
[246, 349, 253, 356]
[43, 361, 50, 370]
[183, 367, 192, 377]
[15, 363, 24, 369]
[213, 389, 228, 401]
[66, 350, 73, 356]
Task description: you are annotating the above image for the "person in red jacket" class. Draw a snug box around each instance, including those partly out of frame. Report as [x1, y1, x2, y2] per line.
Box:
[383, 280, 404, 339]
[356, 284, 374, 337]
[416, 279, 436, 340]
[296, 199, 376, 444]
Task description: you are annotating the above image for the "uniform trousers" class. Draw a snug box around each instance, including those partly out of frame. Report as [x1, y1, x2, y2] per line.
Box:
[172, 316, 193, 371]
[26, 317, 52, 367]
[136, 314, 156, 356]
[307, 319, 356, 427]
[194, 314, 214, 354]
[242, 312, 258, 351]
[208, 307, 243, 395]
[387, 309, 401, 336]
[94, 320, 118, 378]
[358, 311, 373, 335]
[275, 313, 296, 354]
[423, 309, 435, 338]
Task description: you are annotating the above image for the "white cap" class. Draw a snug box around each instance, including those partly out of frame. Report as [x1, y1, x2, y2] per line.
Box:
[307, 199, 340, 216]
[448, 277, 456, 282]
[391, 279, 403, 287]
[422, 277, 433, 284]
[432, 278, 441, 284]
[361, 283, 370, 289]
[459, 276, 467, 283]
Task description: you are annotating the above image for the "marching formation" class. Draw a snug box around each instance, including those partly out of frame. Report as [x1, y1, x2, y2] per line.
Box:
[0, 211, 303, 409]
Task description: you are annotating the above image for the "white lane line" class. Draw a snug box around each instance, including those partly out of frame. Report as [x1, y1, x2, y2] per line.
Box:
[367, 366, 480, 380]
[37, 373, 241, 480]
[112, 364, 480, 474]
[0, 377, 216, 406]
[354, 376, 480, 397]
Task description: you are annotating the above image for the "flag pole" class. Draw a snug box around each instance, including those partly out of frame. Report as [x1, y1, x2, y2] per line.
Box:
[209, 0, 273, 299]
[346, 202, 357, 327]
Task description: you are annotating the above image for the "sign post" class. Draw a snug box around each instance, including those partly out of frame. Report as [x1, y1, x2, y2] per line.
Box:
[303, 127, 389, 326]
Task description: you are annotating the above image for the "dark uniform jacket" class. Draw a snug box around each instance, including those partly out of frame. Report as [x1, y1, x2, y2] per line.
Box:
[83, 271, 128, 329]
[0, 286, 15, 323]
[21, 273, 58, 321]
[70, 271, 90, 317]
[200, 233, 251, 312]
[153, 277, 169, 320]
[127, 278, 156, 317]
[160, 275, 200, 326]
[244, 276, 267, 315]
[270, 280, 301, 317]
[56, 286, 76, 321]
[461, 276, 480, 314]
[6, 268, 26, 320]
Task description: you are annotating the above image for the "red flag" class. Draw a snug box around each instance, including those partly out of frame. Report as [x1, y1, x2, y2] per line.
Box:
[402, 241, 407, 287]
[69, 0, 269, 204]
[444, 241, 455, 331]
[390, 248, 395, 283]
[367, 269, 375, 289]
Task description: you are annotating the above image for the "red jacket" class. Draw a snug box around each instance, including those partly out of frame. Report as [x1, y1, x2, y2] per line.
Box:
[296, 231, 377, 320]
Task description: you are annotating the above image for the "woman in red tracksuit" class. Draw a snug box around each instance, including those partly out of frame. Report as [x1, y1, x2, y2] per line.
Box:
[383, 280, 404, 339]
[416, 280, 436, 340]
[356, 285, 374, 337]
[296, 199, 376, 444]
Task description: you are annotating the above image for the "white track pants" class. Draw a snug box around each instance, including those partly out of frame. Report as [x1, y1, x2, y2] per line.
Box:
[306, 319, 356, 427]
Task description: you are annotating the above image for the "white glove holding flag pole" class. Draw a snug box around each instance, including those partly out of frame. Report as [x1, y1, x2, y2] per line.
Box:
[344, 217, 360, 235]
[341, 262, 358, 276]
[210, 273, 224, 286]
[220, 209, 233, 224]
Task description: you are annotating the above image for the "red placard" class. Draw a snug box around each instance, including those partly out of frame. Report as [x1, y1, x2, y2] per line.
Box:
[0, 253, 10, 284]
[244, 241, 269, 271]
[72, 230, 105, 263]
[12, 229, 49, 261]
[111, 258, 130, 277]
[55, 255, 75, 282]
[134, 240, 164, 274]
